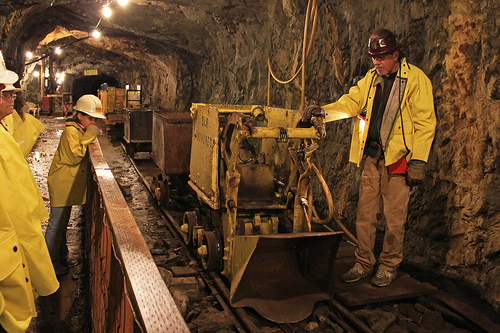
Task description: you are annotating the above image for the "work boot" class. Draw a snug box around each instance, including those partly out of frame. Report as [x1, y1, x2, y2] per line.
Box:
[371, 269, 397, 287]
[341, 265, 373, 283]
[52, 261, 69, 276]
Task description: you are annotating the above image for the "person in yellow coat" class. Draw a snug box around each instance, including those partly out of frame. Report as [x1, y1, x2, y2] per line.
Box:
[0, 85, 45, 158]
[45, 94, 105, 275]
[304, 29, 436, 287]
[0, 53, 59, 332]
[0, 204, 36, 333]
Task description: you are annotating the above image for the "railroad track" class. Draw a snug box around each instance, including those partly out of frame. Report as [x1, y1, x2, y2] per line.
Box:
[108, 140, 500, 333]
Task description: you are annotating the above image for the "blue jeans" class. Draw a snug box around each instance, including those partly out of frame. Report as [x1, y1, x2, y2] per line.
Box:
[44, 206, 72, 263]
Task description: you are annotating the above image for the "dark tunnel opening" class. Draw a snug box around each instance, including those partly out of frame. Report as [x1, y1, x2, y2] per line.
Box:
[72, 73, 118, 102]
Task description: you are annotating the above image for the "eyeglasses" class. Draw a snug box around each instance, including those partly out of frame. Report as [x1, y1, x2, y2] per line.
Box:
[1, 92, 16, 100]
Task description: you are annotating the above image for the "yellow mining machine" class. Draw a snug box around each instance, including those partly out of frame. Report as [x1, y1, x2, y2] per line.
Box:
[182, 104, 343, 323]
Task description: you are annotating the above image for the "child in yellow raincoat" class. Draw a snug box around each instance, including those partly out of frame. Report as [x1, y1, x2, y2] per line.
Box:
[45, 94, 105, 275]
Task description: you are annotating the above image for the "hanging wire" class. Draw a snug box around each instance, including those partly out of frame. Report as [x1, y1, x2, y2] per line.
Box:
[267, 0, 319, 110]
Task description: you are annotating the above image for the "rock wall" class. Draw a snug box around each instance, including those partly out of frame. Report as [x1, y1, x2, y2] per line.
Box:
[191, 0, 500, 312]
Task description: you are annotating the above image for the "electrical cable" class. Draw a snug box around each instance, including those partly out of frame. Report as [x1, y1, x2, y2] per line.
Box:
[267, 0, 318, 110]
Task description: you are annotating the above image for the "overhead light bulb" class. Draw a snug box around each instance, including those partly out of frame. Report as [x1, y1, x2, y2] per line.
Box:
[55, 47, 61, 54]
[103, 5, 111, 17]
[92, 30, 101, 38]
[26, 51, 33, 58]
[118, 0, 128, 5]
[33, 71, 40, 77]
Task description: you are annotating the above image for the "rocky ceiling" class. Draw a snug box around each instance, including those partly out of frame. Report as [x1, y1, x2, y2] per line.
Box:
[2, 0, 279, 110]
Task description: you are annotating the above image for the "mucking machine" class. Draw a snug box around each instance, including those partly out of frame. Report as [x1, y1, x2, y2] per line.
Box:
[182, 104, 343, 323]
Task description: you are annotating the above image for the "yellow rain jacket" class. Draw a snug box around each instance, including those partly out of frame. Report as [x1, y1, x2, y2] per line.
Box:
[323, 58, 436, 166]
[0, 112, 15, 135]
[0, 227, 36, 333]
[1, 111, 45, 158]
[47, 120, 99, 207]
[0, 127, 59, 298]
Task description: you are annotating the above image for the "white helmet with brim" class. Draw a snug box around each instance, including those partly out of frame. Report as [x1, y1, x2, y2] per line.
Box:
[0, 52, 18, 84]
[2, 84, 22, 92]
[74, 94, 106, 119]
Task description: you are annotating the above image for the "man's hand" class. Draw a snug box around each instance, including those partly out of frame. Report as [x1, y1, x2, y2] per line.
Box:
[405, 160, 426, 187]
[302, 105, 325, 122]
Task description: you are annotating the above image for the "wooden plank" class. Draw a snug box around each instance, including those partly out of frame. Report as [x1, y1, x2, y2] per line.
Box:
[88, 142, 190, 332]
[333, 241, 437, 307]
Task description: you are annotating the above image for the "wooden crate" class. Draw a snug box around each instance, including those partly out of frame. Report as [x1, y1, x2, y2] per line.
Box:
[100, 87, 126, 113]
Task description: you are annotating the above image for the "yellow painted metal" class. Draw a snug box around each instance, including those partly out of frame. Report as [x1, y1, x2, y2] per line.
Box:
[189, 103, 342, 323]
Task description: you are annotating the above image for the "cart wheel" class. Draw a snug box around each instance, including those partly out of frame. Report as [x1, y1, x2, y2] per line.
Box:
[182, 211, 198, 246]
[150, 175, 159, 193]
[157, 180, 170, 207]
[199, 230, 222, 271]
[126, 144, 135, 158]
[150, 174, 161, 195]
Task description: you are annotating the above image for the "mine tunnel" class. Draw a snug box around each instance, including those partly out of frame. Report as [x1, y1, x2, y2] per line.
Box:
[0, 0, 499, 332]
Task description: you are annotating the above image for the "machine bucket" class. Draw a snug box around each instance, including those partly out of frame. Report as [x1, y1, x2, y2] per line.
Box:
[230, 231, 343, 323]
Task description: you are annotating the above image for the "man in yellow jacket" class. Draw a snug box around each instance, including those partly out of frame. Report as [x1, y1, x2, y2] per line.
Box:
[45, 94, 105, 275]
[0, 85, 46, 158]
[0, 53, 59, 332]
[306, 29, 436, 287]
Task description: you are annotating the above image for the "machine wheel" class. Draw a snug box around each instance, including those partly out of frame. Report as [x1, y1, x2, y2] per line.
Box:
[199, 230, 222, 271]
[157, 180, 170, 207]
[182, 211, 198, 246]
[151, 174, 164, 193]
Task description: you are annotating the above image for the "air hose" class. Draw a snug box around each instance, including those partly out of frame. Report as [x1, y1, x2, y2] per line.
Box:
[309, 161, 358, 245]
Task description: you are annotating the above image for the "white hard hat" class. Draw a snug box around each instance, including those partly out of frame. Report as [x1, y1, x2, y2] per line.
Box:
[0, 52, 18, 84]
[74, 94, 106, 119]
[2, 84, 22, 92]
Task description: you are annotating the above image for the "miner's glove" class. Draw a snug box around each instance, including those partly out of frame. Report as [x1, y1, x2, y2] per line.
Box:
[86, 124, 100, 136]
[301, 105, 325, 122]
[405, 160, 426, 187]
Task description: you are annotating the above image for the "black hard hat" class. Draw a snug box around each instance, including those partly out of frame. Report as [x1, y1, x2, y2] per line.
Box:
[367, 29, 401, 56]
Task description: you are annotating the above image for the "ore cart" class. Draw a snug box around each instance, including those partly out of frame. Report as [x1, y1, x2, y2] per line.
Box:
[123, 107, 154, 158]
[150, 111, 193, 206]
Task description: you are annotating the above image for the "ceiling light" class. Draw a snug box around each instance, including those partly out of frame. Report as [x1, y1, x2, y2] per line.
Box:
[103, 5, 112, 17]
[33, 71, 40, 77]
[26, 51, 33, 58]
[118, 0, 128, 5]
[92, 30, 101, 38]
[55, 47, 61, 54]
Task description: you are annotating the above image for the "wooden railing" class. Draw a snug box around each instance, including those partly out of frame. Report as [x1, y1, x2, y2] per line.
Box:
[86, 140, 189, 332]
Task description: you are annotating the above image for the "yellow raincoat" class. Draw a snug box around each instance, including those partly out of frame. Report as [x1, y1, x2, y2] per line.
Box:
[323, 58, 436, 166]
[1, 111, 45, 158]
[47, 120, 99, 207]
[0, 227, 35, 333]
[0, 127, 59, 297]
